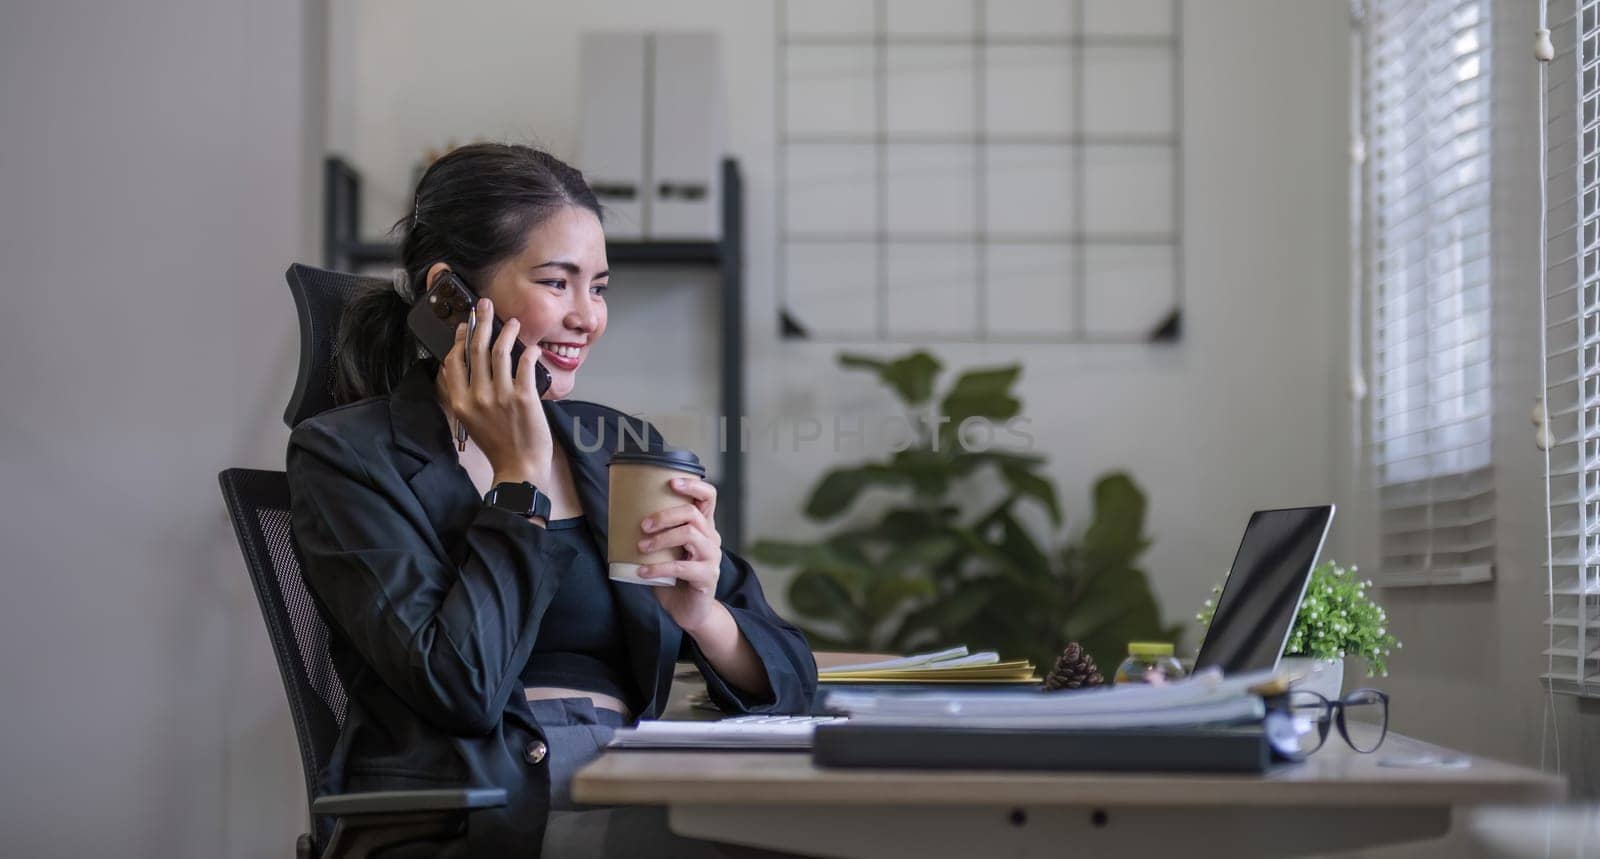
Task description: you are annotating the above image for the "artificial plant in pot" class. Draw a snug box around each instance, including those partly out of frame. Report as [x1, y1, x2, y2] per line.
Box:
[748, 350, 1181, 671]
[1195, 560, 1401, 699]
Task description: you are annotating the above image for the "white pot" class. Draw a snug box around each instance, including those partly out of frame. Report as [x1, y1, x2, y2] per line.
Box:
[1280, 657, 1345, 700]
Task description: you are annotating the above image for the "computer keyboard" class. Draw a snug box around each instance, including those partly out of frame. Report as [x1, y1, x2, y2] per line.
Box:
[719, 715, 846, 727]
[608, 715, 848, 749]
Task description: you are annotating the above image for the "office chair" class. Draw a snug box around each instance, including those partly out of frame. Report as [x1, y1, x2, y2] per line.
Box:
[216, 265, 504, 859]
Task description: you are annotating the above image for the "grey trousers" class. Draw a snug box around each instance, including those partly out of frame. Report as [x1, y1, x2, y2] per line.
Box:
[533, 698, 737, 858]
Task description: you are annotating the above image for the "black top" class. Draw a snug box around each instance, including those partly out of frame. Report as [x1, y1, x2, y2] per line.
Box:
[519, 517, 639, 711]
[285, 360, 817, 857]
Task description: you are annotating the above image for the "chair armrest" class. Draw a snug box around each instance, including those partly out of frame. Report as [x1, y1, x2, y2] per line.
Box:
[311, 788, 507, 817]
[312, 788, 508, 857]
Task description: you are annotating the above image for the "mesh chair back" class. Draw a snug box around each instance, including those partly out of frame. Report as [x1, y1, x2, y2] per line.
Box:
[218, 467, 347, 809]
[284, 263, 386, 428]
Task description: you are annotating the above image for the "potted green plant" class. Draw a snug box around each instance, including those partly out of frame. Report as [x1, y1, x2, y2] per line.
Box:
[1195, 560, 1401, 698]
[749, 350, 1179, 671]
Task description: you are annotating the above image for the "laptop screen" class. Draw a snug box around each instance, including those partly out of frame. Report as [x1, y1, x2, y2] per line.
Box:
[1193, 506, 1335, 675]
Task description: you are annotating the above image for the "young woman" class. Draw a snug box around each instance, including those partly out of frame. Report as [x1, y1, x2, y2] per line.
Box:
[286, 143, 816, 856]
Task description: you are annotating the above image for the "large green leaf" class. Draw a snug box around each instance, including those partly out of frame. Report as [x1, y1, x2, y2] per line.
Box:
[876, 507, 958, 539]
[1066, 572, 1169, 668]
[824, 531, 877, 566]
[1054, 474, 1177, 669]
[892, 575, 1004, 649]
[998, 462, 1063, 526]
[880, 531, 962, 574]
[748, 539, 875, 578]
[888, 448, 957, 497]
[993, 509, 1051, 579]
[942, 522, 1020, 571]
[948, 579, 1053, 659]
[804, 464, 906, 519]
[943, 365, 1022, 399]
[840, 351, 943, 406]
[789, 569, 859, 623]
[745, 539, 823, 568]
[864, 574, 936, 619]
[913, 472, 1177, 670]
[807, 507, 953, 558]
[938, 365, 1023, 446]
[1078, 472, 1151, 568]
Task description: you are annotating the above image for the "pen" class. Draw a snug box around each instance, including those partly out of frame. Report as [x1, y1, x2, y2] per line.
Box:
[458, 307, 475, 452]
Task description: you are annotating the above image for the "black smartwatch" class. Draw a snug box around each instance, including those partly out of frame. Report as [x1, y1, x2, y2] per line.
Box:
[484, 481, 551, 520]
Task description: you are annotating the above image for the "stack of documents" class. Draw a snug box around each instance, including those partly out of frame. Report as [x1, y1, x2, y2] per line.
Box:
[817, 646, 1038, 684]
[684, 647, 1039, 712]
[610, 670, 1284, 757]
[822, 667, 1280, 730]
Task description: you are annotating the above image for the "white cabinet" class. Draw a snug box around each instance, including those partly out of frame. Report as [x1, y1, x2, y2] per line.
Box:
[578, 32, 649, 239]
[649, 33, 723, 239]
[578, 32, 724, 241]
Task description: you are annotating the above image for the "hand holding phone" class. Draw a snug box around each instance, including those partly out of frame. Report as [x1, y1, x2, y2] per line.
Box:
[436, 297, 559, 480]
[406, 270, 551, 396]
[409, 271, 557, 479]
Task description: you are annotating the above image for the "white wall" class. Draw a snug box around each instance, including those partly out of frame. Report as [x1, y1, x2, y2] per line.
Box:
[0, 1, 323, 855]
[332, 0, 1347, 643]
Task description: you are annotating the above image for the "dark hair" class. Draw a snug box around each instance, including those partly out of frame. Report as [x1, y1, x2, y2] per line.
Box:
[333, 143, 602, 403]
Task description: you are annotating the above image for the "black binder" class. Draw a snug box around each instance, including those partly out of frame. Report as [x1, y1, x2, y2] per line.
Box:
[812, 722, 1274, 774]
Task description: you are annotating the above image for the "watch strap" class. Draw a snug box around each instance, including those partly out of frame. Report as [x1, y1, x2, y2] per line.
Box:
[484, 481, 551, 519]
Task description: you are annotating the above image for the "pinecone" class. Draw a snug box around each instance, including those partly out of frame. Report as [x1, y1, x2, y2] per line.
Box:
[1045, 642, 1105, 691]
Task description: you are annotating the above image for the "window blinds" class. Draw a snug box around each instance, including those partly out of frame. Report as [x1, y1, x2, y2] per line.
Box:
[1543, 0, 1600, 694]
[1362, 0, 1496, 586]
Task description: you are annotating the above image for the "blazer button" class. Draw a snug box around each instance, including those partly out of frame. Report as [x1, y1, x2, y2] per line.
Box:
[524, 740, 548, 765]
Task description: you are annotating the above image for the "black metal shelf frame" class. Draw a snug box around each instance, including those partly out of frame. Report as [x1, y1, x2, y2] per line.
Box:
[324, 157, 748, 550]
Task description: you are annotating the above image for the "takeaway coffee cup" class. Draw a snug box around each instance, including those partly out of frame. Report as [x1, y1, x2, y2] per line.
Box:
[607, 447, 708, 587]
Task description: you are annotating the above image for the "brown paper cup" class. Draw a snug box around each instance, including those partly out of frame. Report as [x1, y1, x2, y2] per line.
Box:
[607, 449, 707, 587]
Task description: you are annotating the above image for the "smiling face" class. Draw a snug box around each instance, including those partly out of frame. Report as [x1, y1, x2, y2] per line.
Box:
[428, 205, 609, 399]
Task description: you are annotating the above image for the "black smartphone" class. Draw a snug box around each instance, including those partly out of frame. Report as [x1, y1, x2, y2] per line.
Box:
[406, 270, 551, 396]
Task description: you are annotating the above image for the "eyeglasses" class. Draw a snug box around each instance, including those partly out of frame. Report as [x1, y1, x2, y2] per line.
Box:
[1265, 688, 1390, 761]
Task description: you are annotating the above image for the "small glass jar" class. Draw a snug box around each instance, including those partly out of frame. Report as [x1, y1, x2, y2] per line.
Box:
[1113, 642, 1187, 686]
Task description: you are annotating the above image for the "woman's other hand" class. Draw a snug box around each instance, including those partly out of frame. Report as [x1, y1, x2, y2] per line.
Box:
[436, 297, 553, 483]
[636, 477, 724, 631]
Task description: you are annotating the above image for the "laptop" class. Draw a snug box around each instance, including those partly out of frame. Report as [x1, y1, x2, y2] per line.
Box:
[1193, 505, 1336, 676]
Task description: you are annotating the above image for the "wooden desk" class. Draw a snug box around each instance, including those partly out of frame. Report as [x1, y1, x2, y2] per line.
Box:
[573, 730, 1565, 858]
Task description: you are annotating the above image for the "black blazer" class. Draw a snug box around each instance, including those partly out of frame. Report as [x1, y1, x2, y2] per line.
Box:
[286, 361, 817, 856]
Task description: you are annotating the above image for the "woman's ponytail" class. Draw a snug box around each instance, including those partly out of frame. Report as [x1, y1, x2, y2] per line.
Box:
[332, 270, 417, 405]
